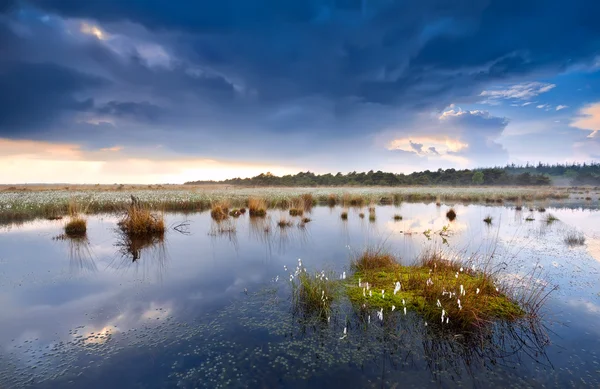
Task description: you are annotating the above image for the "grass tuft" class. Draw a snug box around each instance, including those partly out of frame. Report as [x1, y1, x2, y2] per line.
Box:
[341, 211, 348, 220]
[248, 197, 267, 217]
[393, 214, 403, 221]
[289, 208, 304, 216]
[64, 216, 87, 237]
[277, 216, 294, 228]
[290, 266, 338, 320]
[483, 215, 492, 224]
[350, 247, 397, 272]
[564, 230, 585, 246]
[446, 208, 457, 221]
[119, 200, 165, 237]
[211, 201, 229, 221]
[327, 194, 337, 207]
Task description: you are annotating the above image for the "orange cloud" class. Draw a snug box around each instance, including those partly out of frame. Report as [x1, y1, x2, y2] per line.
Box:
[570, 102, 600, 138]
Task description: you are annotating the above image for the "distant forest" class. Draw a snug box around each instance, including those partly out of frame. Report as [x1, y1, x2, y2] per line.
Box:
[185, 162, 600, 187]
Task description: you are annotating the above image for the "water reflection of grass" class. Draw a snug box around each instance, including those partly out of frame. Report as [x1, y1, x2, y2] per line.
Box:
[53, 233, 97, 274]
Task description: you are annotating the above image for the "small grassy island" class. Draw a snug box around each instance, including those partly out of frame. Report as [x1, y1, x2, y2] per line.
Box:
[346, 249, 523, 330]
[290, 247, 539, 332]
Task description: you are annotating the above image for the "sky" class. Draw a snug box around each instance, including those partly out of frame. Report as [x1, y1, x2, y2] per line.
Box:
[1, 0, 600, 184]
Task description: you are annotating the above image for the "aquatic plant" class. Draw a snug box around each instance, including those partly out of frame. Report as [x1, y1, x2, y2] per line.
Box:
[359, 212, 365, 219]
[327, 193, 337, 207]
[248, 197, 267, 217]
[446, 208, 457, 221]
[393, 214, 403, 221]
[64, 216, 87, 237]
[277, 216, 294, 228]
[118, 199, 165, 237]
[483, 215, 492, 224]
[537, 207, 546, 212]
[544, 214, 558, 224]
[564, 230, 585, 246]
[341, 211, 348, 220]
[211, 201, 229, 221]
[515, 196, 523, 211]
[289, 260, 338, 320]
[229, 208, 242, 217]
[300, 193, 314, 209]
[289, 208, 304, 217]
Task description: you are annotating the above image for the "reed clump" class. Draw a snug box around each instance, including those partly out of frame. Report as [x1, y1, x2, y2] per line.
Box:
[342, 193, 365, 207]
[300, 193, 314, 209]
[327, 194, 337, 207]
[564, 230, 585, 246]
[368, 207, 376, 222]
[515, 197, 523, 211]
[248, 197, 267, 217]
[278, 216, 294, 228]
[483, 215, 492, 224]
[289, 208, 304, 217]
[393, 214, 403, 221]
[446, 208, 457, 221]
[290, 265, 338, 320]
[64, 216, 87, 237]
[119, 199, 165, 237]
[341, 211, 348, 220]
[211, 201, 229, 221]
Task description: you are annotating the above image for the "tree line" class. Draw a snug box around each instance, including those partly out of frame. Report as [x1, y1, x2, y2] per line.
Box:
[185, 163, 600, 187]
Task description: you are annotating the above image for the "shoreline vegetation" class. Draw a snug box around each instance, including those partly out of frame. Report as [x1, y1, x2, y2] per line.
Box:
[0, 185, 592, 225]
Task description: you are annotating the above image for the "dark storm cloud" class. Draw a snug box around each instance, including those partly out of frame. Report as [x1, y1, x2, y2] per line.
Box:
[96, 101, 163, 121]
[1, 0, 599, 163]
[0, 61, 106, 134]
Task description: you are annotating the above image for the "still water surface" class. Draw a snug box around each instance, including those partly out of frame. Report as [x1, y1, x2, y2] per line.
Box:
[1, 203, 599, 388]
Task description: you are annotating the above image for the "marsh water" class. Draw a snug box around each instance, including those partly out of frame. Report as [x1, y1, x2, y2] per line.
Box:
[1, 202, 600, 388]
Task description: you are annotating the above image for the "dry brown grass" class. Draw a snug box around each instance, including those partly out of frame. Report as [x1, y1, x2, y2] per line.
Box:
[64, 216, 87, 237]
[300, 193, 314, 209]
[248, 197, 267, 217]
[210, 201, 230, 221]
[119, 203, 165, 236]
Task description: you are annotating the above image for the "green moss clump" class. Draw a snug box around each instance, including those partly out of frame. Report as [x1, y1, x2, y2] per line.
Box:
[345, 253, 524, 330]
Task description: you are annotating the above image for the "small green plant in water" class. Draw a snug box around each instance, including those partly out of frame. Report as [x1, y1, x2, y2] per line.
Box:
[545, 214, 558, 224]
[290, 260, 338, 320]
[483, 215, 493, 225]
[393, 214, 403, 221]
[341, 211, 348, 220]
